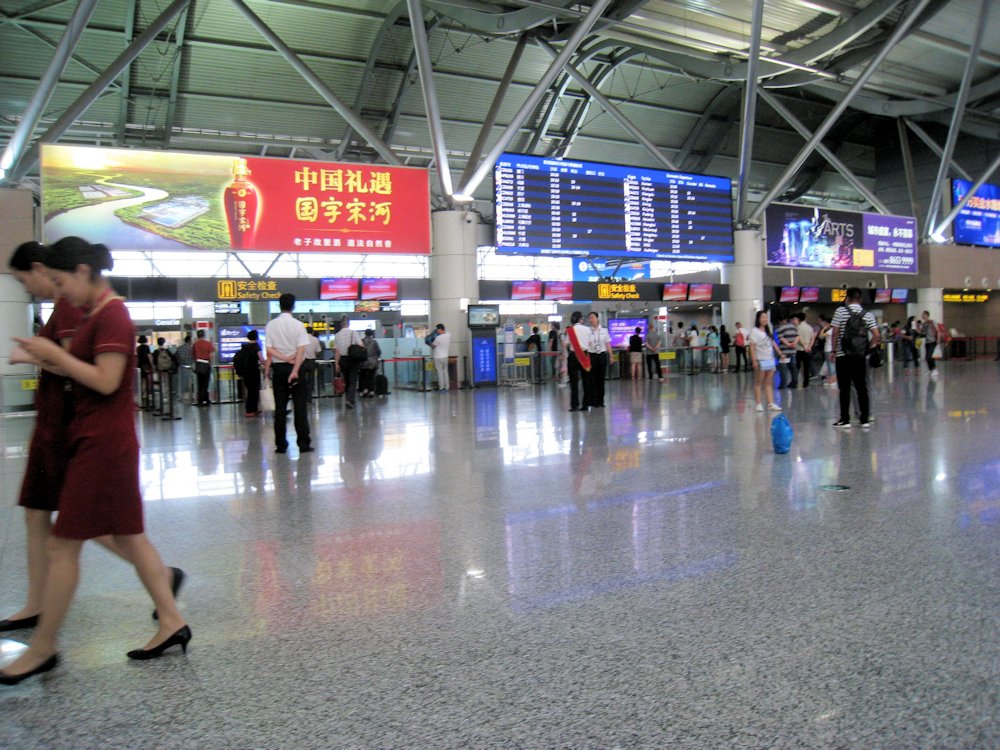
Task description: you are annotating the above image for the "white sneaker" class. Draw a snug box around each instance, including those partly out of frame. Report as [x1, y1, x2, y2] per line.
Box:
[768, 402, 782, 411]
[755, 403, 764, 412]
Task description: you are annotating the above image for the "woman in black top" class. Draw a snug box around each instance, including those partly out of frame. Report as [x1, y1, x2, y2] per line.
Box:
[719, 325, 732, 373]
[629, 327, 644, 380]
[136, 335, 153, 409]
[239, 330, 263, 416]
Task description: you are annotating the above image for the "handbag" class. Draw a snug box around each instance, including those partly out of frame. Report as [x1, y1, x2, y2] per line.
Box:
[868, 348, 883, 368]
[259, 385, 275, 412]
[347, 343, 367, 362]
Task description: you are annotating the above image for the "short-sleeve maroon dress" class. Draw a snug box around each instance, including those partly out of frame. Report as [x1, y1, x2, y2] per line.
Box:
[18, 298, 84, 511]
[51, 295, 144, 540]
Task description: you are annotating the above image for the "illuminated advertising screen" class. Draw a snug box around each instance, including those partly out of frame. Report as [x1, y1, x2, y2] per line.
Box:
[891, 288, 909, 304]
[952, 179, 1000, 248]
[662, 282, 689, 301]
[687, 283, 713, 302]
[511, 280, 543, 300]
[320, 278, 359, 300]
[798, 287, 819, 303]
[779, 286, 800, 303]
[40, 144, 431, 254]
[765, 203, 917, 273]
[543, 281, 574, 300]
[468, 304, 500, 329]
[360, 278, 397, 300]
[608, 318, 648, 349]
[874, 288, 891, 304]
[495, 153, 734, 262]
[218, 325, 265, 362]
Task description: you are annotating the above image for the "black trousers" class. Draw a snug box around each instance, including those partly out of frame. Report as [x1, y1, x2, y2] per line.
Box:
[243, 369, 260, 414]
[589, 352, 607, 407]
[195, 366, 211, 405]
[645, 352, 662, 379]
[567, 353, 593, 410]
[338, 356, 359, 403]
[925, 341, 937, 370]
[272, 362, 311, 450]
[796, 351, 812, 386]
[734, 346, 749, 371]
[835, 355, 869, 423]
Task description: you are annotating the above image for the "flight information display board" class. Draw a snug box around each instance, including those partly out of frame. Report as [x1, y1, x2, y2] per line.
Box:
[494, 153, 734, 262]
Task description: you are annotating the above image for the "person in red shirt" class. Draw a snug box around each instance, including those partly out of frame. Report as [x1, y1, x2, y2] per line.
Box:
[191, 328, 216, 405]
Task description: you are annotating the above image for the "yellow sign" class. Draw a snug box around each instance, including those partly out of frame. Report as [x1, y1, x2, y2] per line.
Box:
[218, 369, 235, 381]
[852, 248, 875, 268]
[661, 351, 676, 360]
[217, 279, 281, 301]
[514, 357, 531, 367]
[21, 378, 38, 390]
[831, 289, 847, 302]
[597, 282, 640, 301]
[943, 292, 988, 303]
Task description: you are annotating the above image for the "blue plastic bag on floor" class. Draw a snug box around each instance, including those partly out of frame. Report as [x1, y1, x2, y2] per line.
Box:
[771, 413, 793, 454]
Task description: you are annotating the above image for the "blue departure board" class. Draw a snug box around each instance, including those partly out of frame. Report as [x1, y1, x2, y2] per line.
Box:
[494, 153, 734, 262]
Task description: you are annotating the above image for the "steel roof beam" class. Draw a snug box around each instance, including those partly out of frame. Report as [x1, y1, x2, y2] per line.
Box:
[903, 120, 972, 181]
[406, 0, 454, 198]
[924, 0, 991, 237]
[748, 0, 935, 224]
[757, 87, 889, 214]
[162, 5, 190, 149]
[0, 0, 98, 179]
[115, 0, 137, 146]
[455, 0, 611, 199]
[11, 0, 192, 182]
[228, 0, 400, 165]
[896, 118, 921, 222]
[535, 38, 676, 170]
[734, 0, 764, 226]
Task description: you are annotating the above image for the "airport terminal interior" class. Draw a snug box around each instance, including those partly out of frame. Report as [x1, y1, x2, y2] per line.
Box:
[2, 0, 1000, 745]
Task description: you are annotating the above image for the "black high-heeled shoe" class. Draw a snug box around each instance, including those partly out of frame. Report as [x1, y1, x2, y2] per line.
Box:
[152, 567, 186, 621]
[0, 614, 40, 632]
[0, 653, 59, 685]
[127, 625, 192, 661]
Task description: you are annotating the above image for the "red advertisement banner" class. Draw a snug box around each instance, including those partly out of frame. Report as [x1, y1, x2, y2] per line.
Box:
[543, 281, 574, 300]
[320, 278, 359, 300]
[687, 283, 712, 301]
[41, 144, 431, 254]
[511, 280, 542, 300]
[662, 282, 688, 301]
[361, 278, 398, 300]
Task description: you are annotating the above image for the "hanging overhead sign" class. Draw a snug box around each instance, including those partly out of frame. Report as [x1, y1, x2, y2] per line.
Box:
[764, 203, 917, 273]
[40, 144, 431, 255]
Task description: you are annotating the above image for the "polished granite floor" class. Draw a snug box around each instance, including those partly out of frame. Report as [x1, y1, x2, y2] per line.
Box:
[1, 363, 999, 749]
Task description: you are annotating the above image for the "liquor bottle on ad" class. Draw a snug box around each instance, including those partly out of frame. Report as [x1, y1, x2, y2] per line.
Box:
[224, 158, 258, 249]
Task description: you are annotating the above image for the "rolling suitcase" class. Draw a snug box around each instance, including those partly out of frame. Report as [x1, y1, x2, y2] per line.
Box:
[374, 374, 389, 396]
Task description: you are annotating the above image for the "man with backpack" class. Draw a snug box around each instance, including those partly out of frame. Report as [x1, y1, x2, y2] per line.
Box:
[153, 338, 178, 396]
[831, 287, 881, 429]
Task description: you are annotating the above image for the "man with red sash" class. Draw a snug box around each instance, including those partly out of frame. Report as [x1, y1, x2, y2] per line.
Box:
[566, 311, 594, 411]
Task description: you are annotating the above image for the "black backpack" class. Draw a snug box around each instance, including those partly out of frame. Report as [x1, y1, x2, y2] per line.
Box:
[232, 345, 256, 377]
[842, 308, 869, 357]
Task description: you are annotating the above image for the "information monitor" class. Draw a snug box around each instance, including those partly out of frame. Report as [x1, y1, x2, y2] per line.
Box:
[494, 153, 734, 262]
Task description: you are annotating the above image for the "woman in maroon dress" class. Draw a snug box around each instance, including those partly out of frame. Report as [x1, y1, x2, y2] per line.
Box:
[1, 238, 190, 685]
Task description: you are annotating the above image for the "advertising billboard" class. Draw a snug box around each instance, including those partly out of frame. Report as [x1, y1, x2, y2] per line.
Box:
[798, 287, 819, 303]
[952, 179, 1000, 248]
[687, 283, 713, 302]
[608, 318, 648, 349]
[662, 282, 689, 301]
[765, 203, 917, 273]
[320, 278, 359, 300]
[360, 278, 398, 300]
[511, 280, 543, 300]
[41, 144, 431, 254]
[543, 281, 574, 300]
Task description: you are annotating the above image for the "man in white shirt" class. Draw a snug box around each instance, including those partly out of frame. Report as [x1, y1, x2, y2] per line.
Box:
[565, 311, 593, 411]
[264, 293, 312, 454]
[333, 317, 364, 408]
[793, 313, 814, 387]
[431, 324, 451, 391]
[587, 312, 612, 408]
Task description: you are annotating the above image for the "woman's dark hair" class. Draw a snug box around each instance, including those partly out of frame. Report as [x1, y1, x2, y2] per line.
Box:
[45, 236, 113, 277]
[138, 335, 148, 344]
[247, 329, 259, 341]
[9, 241, 48, 271]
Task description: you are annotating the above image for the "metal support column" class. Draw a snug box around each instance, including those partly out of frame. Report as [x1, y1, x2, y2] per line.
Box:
[455, 0, 611, 199]
[896, 118, 921, 220]
[13, 0, 192, 181]
[748, 0, 934, 223]
[923, 0, 991, 236]
[460, 33, 528, 189]
[162, 5, 190, 148]
[735, 0, 764, 225]
[757, 88, 890, 214]
[228, 0, 401, 166]
[535, 38, 677, 171]
[0, 0, 99, 177]
[406, 0, 453, 198]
